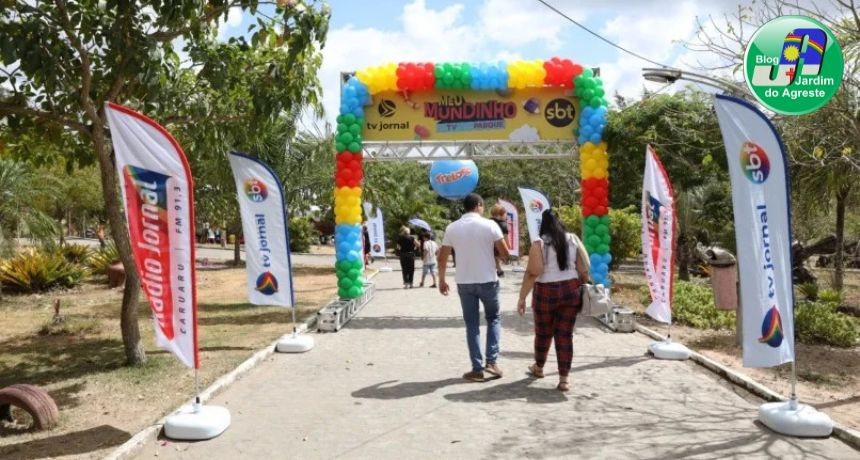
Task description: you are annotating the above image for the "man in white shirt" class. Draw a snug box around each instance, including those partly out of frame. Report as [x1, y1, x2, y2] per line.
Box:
[438, 193, 509, 382]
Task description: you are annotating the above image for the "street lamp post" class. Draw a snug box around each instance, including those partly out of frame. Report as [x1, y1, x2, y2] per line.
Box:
[642, 67, 748, 97]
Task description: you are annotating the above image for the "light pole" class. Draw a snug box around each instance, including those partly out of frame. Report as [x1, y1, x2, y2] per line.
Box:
[642, 67, 748, 98]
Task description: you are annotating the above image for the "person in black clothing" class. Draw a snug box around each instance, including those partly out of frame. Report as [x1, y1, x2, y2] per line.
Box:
[396, 225, 419, 288]
[490, 204, 510, 277]
[362, 222, 372, 269]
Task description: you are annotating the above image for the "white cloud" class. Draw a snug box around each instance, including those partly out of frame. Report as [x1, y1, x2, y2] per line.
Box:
[478, 0, 578, 50]
[217, 7, 244, 40]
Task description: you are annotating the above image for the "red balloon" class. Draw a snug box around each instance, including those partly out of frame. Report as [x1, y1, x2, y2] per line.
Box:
[582, 205, 594, 216]
[595, 206, 608, 215]
[585, 197, 598, 208]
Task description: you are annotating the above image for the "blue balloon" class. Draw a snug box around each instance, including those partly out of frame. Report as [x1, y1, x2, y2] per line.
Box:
[578, 134, 588, 144]
[429, 160, 479, 200]
[346, 250, 361, 262]
[589, 133, 602, 144]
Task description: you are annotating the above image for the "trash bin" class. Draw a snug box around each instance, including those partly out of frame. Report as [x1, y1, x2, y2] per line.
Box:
[707, 247, 737, 311]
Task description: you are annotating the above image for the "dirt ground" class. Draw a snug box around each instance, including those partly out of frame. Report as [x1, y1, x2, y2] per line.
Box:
[0, 265, 337, 460]
[611, 267, 860, 432]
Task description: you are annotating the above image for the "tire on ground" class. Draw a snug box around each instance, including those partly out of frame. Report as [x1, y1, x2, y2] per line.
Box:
[0, 384, 60, 430]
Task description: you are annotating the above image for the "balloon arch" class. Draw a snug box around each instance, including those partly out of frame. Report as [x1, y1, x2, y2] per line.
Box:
[333, 59, 612, 300]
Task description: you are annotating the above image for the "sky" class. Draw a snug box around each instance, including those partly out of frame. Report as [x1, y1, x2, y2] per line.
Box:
[207, 0, 820, 127]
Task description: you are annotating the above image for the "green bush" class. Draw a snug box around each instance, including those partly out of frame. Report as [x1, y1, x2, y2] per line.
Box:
[557, 204, 641, 268]
[795, 301, 859, 347]
[60, 243, 93, 265]
[0, 249, 87, 293]
[640, 280, 735, 330]
[288, 217, 318, 253]
[797, 282, 819, 301]
[86, 241, 120, 276]
[818, 289, 843, 304]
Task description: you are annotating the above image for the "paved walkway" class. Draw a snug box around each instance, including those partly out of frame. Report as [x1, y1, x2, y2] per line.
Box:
[134, 269, 857, 459]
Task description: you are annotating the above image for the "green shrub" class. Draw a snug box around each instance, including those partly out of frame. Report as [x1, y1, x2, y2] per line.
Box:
[797, 282, 819, 301]
[60, 243, 93, 265]
[0, 249, 87, 293]
[818, 289, 843, 304]
[288, 217, 318, 253]
[795, 301, 859, 347]
[639, 280, 735, 330]
[86, 242, 120, 276]
[556, 204, 641, 268]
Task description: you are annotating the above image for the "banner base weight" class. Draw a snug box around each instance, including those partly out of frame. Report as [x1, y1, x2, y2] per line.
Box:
[164, 404, 230, 440]
[648, 340, 690, 360]
[276, 333, 314, 353]
[758, 400, 833, 438]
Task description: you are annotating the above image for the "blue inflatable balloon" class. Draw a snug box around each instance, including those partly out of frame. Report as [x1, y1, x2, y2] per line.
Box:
[429, 160, 479, 200]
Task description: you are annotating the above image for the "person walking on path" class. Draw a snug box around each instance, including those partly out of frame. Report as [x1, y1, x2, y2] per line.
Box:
[396, 226, 418, 289]
[516, 209, 591, 392]
[362, 222, 372, 269]
[419, 233, 438, 288]
[438, 193, 509, 382]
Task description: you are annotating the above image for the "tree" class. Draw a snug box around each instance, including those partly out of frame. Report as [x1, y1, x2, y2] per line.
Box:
[0, 157, 59, 254]
[604, 90, 731, 279]
[685, 0, 860, 289]
[0, 1, 330, 364]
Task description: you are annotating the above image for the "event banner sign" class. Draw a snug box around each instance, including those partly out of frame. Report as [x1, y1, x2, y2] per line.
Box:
[641, 145, 676, 324]
[498, 199, 520, 257]
[714, 95, 795, 368]
[105, 103, 198, 369]
[228, 152, 294, 308]
[518, 187, 550, 243]
[363, 88, 580, 141]
[362, 202, 386, 257]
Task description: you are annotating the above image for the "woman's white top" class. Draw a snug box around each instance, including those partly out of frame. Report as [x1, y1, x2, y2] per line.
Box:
[537, 233, 579, 283]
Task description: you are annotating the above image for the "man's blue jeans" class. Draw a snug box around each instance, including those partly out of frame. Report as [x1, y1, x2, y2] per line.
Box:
[456, 282, 501, 373]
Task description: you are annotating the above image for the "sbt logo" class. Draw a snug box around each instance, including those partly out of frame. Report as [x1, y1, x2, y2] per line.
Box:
[751, 28, 827, 92]
[740, 141, 770, 184]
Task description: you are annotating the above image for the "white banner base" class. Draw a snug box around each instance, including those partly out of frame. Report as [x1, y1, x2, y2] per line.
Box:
[758, 400, 833, 437]
[378, 266, 393, 272]
[164, 404, 230, 440]
[275, 332, 314, 353]
[648, 340, 691, 361]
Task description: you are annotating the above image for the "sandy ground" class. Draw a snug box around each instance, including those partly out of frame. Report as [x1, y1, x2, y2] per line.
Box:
[0, 266, 336, 460]
[132, 269, 858, 459]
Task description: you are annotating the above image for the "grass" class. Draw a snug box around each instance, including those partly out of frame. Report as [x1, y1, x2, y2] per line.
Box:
[0, 266, 337, 459]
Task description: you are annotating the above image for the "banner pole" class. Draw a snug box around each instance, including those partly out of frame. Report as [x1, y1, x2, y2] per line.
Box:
[290, 305, 298, 335]
[193, 368, 201, 412]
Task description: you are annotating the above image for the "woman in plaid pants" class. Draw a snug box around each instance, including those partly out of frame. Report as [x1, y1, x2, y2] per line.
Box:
[517, 210, 591, 391]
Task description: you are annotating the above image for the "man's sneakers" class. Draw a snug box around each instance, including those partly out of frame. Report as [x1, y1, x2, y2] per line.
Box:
[484, 363, 503, 378]
[462, 370, 485, 382]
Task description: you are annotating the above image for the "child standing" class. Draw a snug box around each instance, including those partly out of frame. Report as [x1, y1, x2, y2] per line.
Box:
[419, 233, 439, 288]
[490, 204, 510, 277]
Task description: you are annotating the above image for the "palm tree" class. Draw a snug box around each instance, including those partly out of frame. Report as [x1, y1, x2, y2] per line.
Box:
[0, 158, 60, 254]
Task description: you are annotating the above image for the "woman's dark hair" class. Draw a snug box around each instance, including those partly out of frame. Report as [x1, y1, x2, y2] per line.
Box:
[538, 209, 569, 271]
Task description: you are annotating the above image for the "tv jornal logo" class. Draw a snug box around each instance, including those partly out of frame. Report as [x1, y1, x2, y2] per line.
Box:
[751, 28, 826, 88]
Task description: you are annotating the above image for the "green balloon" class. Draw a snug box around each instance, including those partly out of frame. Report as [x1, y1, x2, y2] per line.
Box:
[338, 278, 352, 289]
[602, 234, 611, 244]
[600, 215, 611, 225]
[590, 98, 602, 108]
[344, 113, 356, 124]
[349, 124, 361, 135]
[594, 88, 605, 98]
[338, 288, 350, 299]
[574, 76, 585, 87]
[335, 261, 349, 271]
[337, 123, 348, 133]
[598, 243, 610, 254]
[348, 286, 362, 298]
[586, 215, 600, 227]
[353, 278, 364, 289]
[587, 235, 601, 247]
[335, 142, 346, 152]
[596, 224, 609, 235]
[340, 132, 354, 143]
[582, 89, 594, 100]
[348, 268, 361, 279]
[583, 68, 594, 78]
[348, 142, 361, 153]
[336, 114, 344, 124]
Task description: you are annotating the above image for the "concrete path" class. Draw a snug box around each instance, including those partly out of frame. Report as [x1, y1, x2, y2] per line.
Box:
[134, 269, 857, 459]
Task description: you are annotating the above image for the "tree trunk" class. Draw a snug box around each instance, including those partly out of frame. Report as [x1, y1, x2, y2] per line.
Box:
[833, 187, 848, 291]
[234, 221, 241, 265]
[92, 115, 146, 365]
[678, 233, 690, 281]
